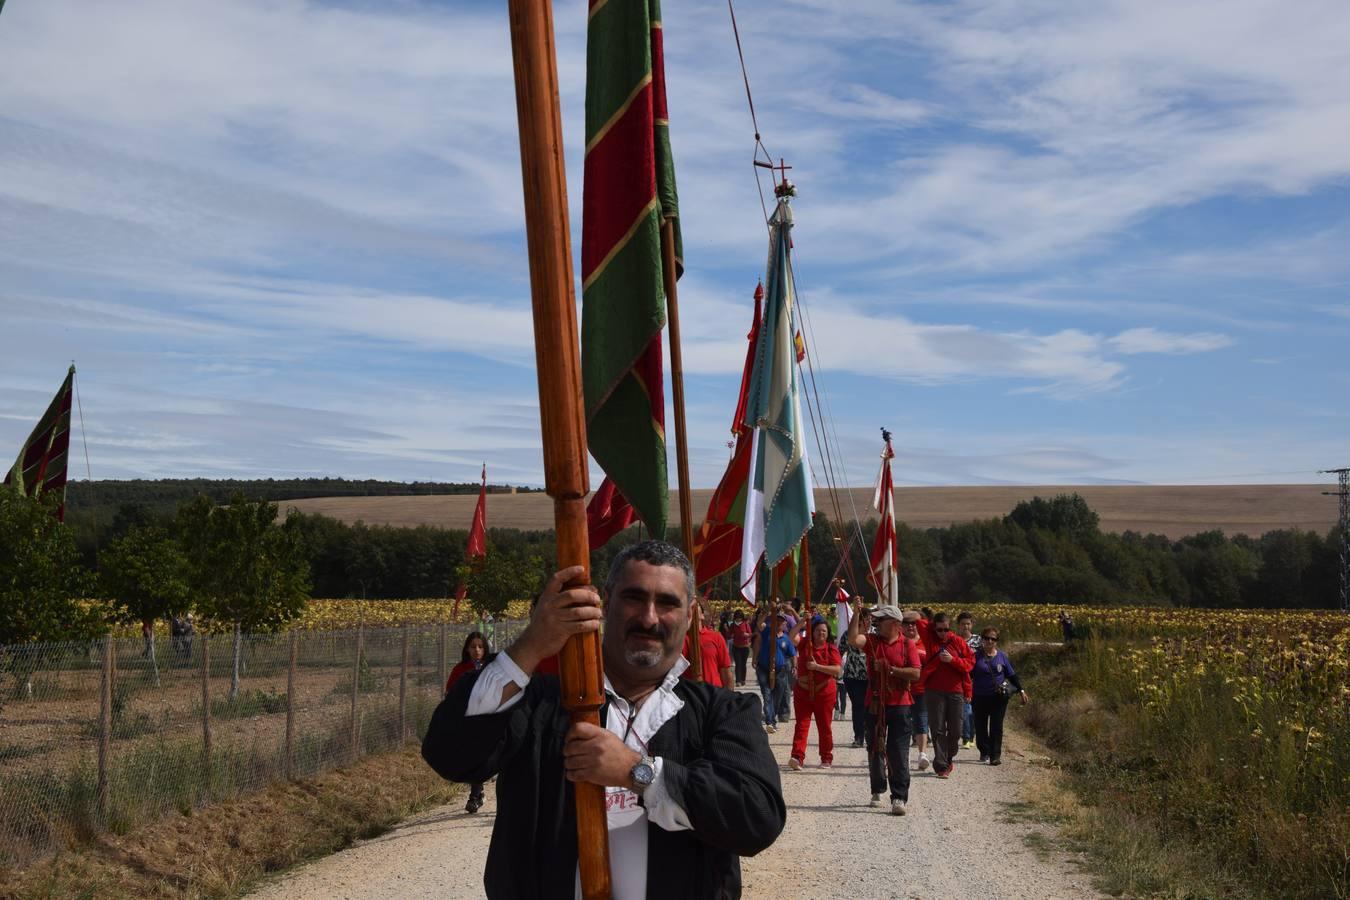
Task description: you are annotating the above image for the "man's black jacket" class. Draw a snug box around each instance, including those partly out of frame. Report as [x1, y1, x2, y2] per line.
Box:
[421, 667, 785, 899]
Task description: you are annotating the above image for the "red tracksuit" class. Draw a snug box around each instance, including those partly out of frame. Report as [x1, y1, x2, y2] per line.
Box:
[791, 637, 842, 765]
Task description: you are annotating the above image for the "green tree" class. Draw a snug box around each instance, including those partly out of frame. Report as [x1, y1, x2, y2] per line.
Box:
[177, 494, 310, 699]
[464, 543, 542, 616]
[0, 490, 101, 645]
[99, 525, 190, 685]
[1006, 493, 1101, 538]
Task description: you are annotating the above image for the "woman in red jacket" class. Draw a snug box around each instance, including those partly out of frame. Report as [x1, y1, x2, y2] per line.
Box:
[445, 631, 491, 813]
[788, 615, 843, 770]
[919, 613, 975, 778]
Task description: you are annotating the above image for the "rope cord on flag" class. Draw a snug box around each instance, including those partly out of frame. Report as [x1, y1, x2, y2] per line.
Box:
[790, 255, 877, 596]
[73, 366, 102, 556]
[724, 0, 776, 227]
[73, 367, 93, 485]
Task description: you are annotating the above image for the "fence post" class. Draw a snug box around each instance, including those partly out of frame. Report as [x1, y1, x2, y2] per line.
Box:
[201, 633, 212, 775]
[97, 634, 112, 826]
[399, 624, 409, 743]
[438, 622, 447, 695]
[350, 624, 363, 762]
[285, 631, 297, 780]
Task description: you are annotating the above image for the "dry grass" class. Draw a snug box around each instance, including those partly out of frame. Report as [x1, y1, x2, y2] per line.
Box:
[281, 483, 1332, 539]
[0, 747, 459, 900]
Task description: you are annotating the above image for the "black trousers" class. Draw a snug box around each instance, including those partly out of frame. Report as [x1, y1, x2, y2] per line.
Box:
[844, 678, 868, 743]
[864, 705, 913, 801]
[972, 694, 1010, 761]
[732, 646, 749, 684]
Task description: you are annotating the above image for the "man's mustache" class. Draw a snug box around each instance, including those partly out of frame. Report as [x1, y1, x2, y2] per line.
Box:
[625, 624, 669, 641]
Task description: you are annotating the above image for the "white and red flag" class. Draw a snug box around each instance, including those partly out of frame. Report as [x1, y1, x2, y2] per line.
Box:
[869, 430, 899, 605]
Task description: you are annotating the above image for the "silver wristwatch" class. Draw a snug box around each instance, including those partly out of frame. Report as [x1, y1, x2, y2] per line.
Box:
[629, 755, 656, 794]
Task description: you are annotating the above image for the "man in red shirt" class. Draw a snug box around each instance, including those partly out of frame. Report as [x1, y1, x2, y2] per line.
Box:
[682, 601, 733, 687]
[787, 615, 843, 770]
[847, 601, 921, 816]
[730, 610, 754, 686]
[920, 612, 975, 778]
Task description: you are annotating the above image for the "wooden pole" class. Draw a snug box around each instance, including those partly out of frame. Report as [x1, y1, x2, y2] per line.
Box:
[438, 622, 448, 694]
[662, 220, 703, 682]
[399, 624, 410, 743]
[200, 633, 212, 774]
[505, 2, 611, 893]
[97, 634, 112, 825]
[285, 631, 297, 780]
[350, 624, 363, 762]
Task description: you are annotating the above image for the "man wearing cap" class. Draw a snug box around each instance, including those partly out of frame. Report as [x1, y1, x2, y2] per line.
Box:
[786, 613, 843, 770]
[847, 599, 921, 816]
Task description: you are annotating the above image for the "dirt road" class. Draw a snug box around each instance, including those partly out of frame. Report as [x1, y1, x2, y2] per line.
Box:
[248, 695, 1097, 899]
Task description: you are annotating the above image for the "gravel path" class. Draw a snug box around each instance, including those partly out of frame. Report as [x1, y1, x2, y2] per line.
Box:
[248, 691, 1097, 900]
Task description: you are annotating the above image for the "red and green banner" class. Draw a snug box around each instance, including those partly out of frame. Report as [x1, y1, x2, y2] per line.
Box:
[5, 365, 74, 522]
[587, 476, 638, 550]
[694, 284, 763, 586]
[581, 0, 681, 539]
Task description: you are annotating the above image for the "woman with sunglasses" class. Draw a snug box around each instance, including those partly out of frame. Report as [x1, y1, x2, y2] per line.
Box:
[969, 628, 1028, 765]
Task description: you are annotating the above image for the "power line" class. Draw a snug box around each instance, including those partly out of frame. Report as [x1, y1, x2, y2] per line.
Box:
[1320, 468, 1350, 613]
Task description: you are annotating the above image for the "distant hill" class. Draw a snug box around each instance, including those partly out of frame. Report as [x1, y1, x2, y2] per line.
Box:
[281, 483, 1334, 540]
[66, 477, 540, 518]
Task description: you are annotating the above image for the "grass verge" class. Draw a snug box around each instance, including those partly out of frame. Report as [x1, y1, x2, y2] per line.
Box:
[1012, 644, 1348, 900]
[0, 746, 460, 900]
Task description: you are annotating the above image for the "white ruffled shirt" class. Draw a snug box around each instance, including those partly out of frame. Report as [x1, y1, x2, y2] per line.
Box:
[465, 651, 693, 900]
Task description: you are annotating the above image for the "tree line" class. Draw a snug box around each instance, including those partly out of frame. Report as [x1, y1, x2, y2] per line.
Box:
[63, 477, 541, 565]
[2, 489, 1340, 653]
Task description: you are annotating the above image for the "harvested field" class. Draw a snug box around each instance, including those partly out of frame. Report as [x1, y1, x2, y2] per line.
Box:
[282, 483, 1333, 540]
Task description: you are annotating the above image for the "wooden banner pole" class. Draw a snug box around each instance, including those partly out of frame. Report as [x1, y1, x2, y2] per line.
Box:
[662, 219, 702, 681]
[505, 0, 611, 894]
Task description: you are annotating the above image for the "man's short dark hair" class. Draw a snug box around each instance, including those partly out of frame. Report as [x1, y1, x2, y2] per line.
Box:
[957, 611, 973, 623]
[605, 540, 696, 605]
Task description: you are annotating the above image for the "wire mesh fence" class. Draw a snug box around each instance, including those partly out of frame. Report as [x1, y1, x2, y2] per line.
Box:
[0, 619, 524, 869]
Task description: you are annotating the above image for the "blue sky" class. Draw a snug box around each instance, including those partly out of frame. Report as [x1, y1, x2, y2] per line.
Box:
[1, 0, 1347, 490]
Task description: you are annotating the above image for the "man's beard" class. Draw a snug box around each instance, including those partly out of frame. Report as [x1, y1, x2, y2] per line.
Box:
[624, 647, 664, 668]
[623, 624, 670, 668]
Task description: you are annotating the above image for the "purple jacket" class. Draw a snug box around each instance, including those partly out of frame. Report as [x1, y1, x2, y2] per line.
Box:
[970, 650, 1022, 697]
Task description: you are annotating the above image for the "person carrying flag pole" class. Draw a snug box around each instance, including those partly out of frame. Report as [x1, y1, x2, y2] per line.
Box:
[847, 598, 920, 816]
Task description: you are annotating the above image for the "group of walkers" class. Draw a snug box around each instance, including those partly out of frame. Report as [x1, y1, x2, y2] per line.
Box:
[443, 574, 1029, 824]
[733, 596, 1028, 816]
[424, 542, 1041, 897]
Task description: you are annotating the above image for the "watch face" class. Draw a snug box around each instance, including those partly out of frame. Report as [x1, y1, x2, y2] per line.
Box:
[633, 762, 655, 786]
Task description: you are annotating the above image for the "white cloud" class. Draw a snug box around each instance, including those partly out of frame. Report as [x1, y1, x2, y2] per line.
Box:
[1109, 328, 1232, 355]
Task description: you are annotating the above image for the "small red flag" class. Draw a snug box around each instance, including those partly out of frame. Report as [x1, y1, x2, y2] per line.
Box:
[466, 464, 487, 560]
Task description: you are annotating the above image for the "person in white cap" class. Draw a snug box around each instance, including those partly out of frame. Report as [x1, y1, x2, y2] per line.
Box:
[846, 599, 921, 816]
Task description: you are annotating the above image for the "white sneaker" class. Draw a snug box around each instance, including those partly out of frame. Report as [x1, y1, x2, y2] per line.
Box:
[917, 753, 931, 771]
[765, 723, 776, 734]
[788, 757, 802, 771]
[890, 799, 907, 816]
[819, 761, 832, 769]
[869, 793, 882, 807]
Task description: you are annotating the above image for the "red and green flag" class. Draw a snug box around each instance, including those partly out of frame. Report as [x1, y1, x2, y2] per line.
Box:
[5, 365, 74, 521]
[587, 476, 637, 550]
[693, 284, 763, 586]
[581, 0, 682, 539]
